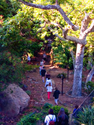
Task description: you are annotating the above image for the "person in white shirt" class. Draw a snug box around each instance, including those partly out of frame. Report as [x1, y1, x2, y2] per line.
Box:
[45, 78, 52, 87]
[46, 82, 52, 99]
[44, 108, 56, 125]
[27, 54, 31, 62]
[40, 59, 45, 66]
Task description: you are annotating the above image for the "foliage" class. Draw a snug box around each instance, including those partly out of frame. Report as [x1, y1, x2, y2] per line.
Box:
[92, 97, 94, 103]
[43, 103, 53, 110]
[17, 103, 69, 125]
[86, 81, 94, 94]
[53, 45, 73, 69]
[0, 18, 42, 57]
[17, 112, 39, 125]
[76, 106, 94, 125]
[24, 64, 39, 71]
[0, 0, 21, 18]
[0, 51, 24, 91]
[52, 105, 69, 116]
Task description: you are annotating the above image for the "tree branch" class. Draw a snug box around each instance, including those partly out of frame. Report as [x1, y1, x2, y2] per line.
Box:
[66, 36, 86, 45]
[80, 12, 92, 33]
[86, 66, 94, 83]
[63, 28, 86, 45]
[84, 19, 94, 35]
[50, 22, 64, 31]
[80, 18, 94, 40]
[19, 0, 78, 31]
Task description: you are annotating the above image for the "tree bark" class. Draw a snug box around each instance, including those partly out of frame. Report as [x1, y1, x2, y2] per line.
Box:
[86, 66, 94, 83]
[72, 44, 85, 96]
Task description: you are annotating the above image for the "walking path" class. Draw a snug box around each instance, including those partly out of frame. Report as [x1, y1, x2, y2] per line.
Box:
[22, 62, 87, 114]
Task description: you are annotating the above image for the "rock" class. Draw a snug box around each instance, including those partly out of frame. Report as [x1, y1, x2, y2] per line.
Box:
[0, 84, 30, 117]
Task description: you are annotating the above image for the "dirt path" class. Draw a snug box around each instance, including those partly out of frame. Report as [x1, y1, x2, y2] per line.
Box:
[22, 63, 87, 114]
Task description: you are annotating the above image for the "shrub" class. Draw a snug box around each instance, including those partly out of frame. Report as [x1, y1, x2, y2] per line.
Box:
[86, 81, 94, 93]
[17, 103, 69, 125]
[76, 106, 94, 125]
[52, 105, 69, 117]
[43, 103, 53, 110]
[17, 112, 39, 125]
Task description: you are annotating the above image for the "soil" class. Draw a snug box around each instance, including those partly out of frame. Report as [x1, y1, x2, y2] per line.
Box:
[0, 51, 91, 125]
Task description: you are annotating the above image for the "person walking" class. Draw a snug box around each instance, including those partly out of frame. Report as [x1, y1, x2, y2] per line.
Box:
[39, 65, 43, 76]
[41, 66, 46, 83]
[40, 59, 45, 67]
[43, 51, 47, 61]
[45, 77, 52, 87]
[46, 82, 53, 99]
[45, 72, 51, 81]
[27, 54, 31, 64]
[44, 108, 56, 125]
[53, 87, 60, 105]
[57, 108, 69, 125]
[72, 105, 81, 125]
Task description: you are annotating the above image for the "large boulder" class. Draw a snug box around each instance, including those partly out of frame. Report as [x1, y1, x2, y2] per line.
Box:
[0, 84, 30, 117]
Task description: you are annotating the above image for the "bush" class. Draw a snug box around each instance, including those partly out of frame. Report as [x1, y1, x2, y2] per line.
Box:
[76, 106, 94, 125]
[86, 81, 94, 93]
[52, 105, 69, 117]
[17, 112, 39, 125]
[17, 103, 69, 125]
[43, 103, 53, 110]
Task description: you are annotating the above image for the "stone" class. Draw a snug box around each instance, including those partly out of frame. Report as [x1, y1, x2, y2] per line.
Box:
[0, 84, 30, 117]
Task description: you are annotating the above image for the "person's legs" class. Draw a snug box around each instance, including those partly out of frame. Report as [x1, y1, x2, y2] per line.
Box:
[39, 71, 41, 76]
[48, 92, 51, 99]
[49, 92, 51, 99]
[47, 92, 50, 99]
[42, 76, 45, 82]
[55, 98, 58, 105]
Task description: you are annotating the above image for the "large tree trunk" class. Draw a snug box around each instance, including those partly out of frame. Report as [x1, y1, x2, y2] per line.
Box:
[72, 43, 85, 96]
